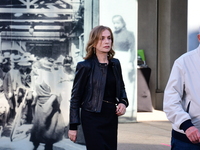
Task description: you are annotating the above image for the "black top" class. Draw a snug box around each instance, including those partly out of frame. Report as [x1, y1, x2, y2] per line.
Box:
[103, 62, 116, 103]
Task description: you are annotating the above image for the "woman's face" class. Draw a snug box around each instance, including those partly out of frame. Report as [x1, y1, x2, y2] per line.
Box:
[95, 29, 112, 54]
[112, 17, 124, 32]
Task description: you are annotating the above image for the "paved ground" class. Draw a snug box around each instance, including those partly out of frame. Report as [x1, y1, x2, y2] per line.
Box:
[117, 121, 171, 150]
[0, 110, 172, 150]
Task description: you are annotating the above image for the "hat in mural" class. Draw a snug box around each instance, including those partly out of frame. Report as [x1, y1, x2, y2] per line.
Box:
[29, 54, 37, 62]
[40, 58, 53, 71]
[11, 54, 21, 62]
[48, 58, 55, 63]
[63, 55, 73, 66]
[18, 57, 32, 66]
[3, 52, 10, 58]
[22, 52, 31, 58]
[54, 55, 64, 65]
[22, 52, 36, 62]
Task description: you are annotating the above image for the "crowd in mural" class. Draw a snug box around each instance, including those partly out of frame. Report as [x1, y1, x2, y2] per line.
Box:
[0, 51, 75, 147]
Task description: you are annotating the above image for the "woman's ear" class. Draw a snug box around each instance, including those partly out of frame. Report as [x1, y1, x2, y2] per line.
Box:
[198, 34, 200, 41]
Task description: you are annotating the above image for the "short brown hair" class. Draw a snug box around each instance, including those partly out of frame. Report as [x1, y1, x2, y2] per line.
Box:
[84, 25, 115, 60]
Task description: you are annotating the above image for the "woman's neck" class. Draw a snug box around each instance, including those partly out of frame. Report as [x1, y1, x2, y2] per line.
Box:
[96, 53, 108, 64]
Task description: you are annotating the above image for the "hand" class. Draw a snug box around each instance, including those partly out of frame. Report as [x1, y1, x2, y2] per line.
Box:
[116, 103, 126, 116]
[185, 126, 200, 143]
[68, 130, 77, 142]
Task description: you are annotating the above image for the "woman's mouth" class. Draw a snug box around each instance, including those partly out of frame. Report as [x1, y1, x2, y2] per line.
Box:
[104, 46, 110, 49]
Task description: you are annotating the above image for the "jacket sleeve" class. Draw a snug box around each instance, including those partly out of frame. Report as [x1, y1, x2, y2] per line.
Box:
[69, 61, 90, 127]
[163, 60, 192, 130]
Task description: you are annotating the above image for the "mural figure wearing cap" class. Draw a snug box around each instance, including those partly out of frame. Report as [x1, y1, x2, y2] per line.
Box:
[1, 53, 18, 124]
[52, 57, 63, 93]
[9, 54, 22, 94]
[53, 56, 63, 71]
[30, 81, 65, 150]
[0, 55, 9, 127]
[3, 54, 22, 124]
[1, 52, 11, 77]
[52, 55, 74, 95]
[0, 56, 4, 81]
[3, 52, 11, 64]
[22, 52, 37, 65]
[18, 58, 32, 88]
[63, 55, 75, 81]
[16, 57, 34, 124]
[0, 75, 9, 128]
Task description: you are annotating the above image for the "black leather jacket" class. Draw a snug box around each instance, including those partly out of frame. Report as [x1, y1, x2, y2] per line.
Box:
[69, 55, 129, 125]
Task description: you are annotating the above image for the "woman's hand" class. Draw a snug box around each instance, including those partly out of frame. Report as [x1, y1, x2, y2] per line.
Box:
[116, 103, 126, 116]
[68, 130, 77, 142]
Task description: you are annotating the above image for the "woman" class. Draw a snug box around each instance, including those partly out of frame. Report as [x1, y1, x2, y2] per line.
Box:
[68, 25, 129, 150]
[112, 15, 136, 115]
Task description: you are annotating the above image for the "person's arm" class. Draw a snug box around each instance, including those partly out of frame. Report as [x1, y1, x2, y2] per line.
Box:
[68, 61, 89, 141]
[164, 60, 190, 125]
[164, 60, 191, 126]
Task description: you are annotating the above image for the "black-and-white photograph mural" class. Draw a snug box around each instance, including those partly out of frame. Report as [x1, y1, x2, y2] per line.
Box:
[100, 0, 138, 122]
[0, 0, 85, 149]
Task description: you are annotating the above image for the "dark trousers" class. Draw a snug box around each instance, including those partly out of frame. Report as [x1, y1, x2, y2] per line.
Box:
[171, 137, 200, 150]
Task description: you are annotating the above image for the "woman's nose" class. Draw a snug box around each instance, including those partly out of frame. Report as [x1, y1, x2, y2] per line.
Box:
[105, 38, 109, 43]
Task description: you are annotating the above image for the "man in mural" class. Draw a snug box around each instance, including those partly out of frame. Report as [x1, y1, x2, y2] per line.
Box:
[1, 52, 11, 78]
[3, 54, 21, 124]
[17, 57, 34, 124]
[62, 55, 75, 81]
[164, 29, 200, 149]
[2, 52, 15, 124]
[0, 56, 9, 129]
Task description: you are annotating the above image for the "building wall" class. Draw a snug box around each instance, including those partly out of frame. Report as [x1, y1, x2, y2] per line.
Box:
[138, 0, 187, 110]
